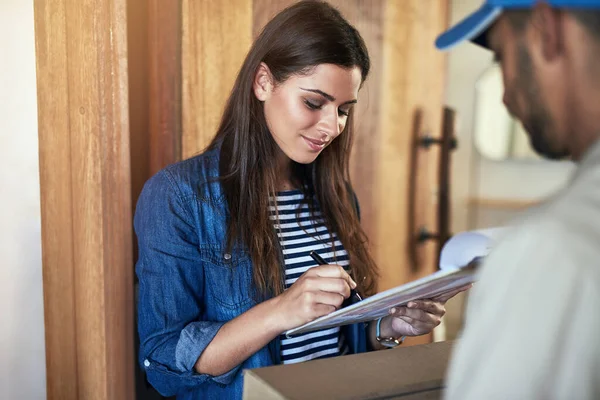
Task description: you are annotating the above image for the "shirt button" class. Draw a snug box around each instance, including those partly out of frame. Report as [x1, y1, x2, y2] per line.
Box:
[144, 359, 150, 368]
[223, 253, 232, 260]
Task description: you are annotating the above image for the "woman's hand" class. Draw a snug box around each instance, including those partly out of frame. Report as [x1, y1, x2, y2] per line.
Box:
[383, 284, 472, 337]
[271, 264, 356, 332]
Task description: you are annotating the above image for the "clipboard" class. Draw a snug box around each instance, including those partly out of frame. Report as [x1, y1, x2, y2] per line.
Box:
[284, 262, 479, 338]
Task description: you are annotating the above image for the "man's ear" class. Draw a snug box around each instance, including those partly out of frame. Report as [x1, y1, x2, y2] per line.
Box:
[531, 2, 564, 62]
[253, 62, 274, 102]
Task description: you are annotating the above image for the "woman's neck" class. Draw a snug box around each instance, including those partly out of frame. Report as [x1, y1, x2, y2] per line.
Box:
[275, 151, 297, 191]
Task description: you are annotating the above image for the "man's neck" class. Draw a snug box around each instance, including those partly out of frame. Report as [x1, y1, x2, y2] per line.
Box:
[569, 114, 600, 162]
[566, 85, 600, 161]
[566, 47, 600, 161]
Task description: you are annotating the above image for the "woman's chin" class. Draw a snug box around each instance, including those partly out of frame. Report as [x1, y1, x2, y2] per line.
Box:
[288, 151, 320, 165]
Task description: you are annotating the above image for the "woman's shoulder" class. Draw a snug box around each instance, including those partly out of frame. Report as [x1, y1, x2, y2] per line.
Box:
[144, 146, 223, 201]
[164, 146, 220, 180]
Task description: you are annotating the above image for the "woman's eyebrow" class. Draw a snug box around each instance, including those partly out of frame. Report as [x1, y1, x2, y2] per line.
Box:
[299, 88, 357, 105]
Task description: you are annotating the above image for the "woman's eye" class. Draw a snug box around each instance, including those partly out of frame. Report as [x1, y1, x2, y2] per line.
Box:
[338, 108, 350, 117]
[304, 99, 322, 110]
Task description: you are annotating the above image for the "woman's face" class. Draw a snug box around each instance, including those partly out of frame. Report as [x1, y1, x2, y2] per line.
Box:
[254, 63, 362, 165]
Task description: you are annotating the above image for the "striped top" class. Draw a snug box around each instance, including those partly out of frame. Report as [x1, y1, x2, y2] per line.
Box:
[270, 189, 350, 364]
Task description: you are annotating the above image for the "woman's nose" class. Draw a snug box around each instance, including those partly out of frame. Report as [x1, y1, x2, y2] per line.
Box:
[320, 108, 340, 137]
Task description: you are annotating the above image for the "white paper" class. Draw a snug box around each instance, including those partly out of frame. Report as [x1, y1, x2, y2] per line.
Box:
[439, 227, 507, 271]
[285, 266, 476, 337]
[285, 227, 508, 338]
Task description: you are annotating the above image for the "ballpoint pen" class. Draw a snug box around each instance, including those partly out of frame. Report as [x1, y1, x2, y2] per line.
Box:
[309, 250, 363, 306]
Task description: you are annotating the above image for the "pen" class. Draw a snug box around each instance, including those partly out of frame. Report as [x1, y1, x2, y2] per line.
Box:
[309, 250, 362, 304]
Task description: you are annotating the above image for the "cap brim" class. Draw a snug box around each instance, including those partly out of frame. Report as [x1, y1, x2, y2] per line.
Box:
[435, 4, 502, 51]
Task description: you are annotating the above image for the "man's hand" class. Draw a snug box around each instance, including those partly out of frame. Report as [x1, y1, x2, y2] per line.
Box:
[381, 284, 473, 337]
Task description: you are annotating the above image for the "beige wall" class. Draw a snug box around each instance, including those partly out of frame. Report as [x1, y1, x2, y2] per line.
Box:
[0, 0, 46, 398]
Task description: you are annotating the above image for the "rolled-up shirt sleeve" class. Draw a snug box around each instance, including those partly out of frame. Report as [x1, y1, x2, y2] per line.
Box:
[134, 170, 242, 396]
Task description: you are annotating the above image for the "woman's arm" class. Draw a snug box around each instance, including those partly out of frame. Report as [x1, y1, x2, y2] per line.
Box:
[196, 264, 356, 375]
[137, 171, 356, 389]
[136, 171, 229, 396]
[194, 297, 281, 375]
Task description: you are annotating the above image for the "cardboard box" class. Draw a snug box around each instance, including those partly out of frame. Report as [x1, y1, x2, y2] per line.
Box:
[243, 341, 454, 400]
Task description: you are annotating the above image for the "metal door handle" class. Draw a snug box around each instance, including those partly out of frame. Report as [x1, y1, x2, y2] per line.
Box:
[411, 107, 458, 270]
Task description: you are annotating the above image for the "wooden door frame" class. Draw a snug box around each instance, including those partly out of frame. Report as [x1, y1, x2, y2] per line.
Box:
[34, 0, 134, 398]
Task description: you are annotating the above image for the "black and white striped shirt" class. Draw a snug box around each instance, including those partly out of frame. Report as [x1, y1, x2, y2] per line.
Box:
[270, 190, 349, 364]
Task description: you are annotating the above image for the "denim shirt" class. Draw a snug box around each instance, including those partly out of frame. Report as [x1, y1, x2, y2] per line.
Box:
[134, 147, 369, 399]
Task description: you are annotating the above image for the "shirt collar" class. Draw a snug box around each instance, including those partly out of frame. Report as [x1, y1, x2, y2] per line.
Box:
[572, 137, 600, 181]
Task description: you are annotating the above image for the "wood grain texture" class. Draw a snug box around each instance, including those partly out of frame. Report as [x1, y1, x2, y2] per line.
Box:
[329, 0, 385, 257]
[34, 0, 134, 398]
[252, 0, 296, 36]
[149, 0, 182, 175]
[34, 1, 78, 397]
[377, 0, 448, 286]
[376, 0, 448, 344]
[128, 0, 150, 208]
[182, 0, 253, 158]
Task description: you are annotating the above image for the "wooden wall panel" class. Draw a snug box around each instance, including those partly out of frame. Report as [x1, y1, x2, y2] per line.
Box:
[128, 0, 150, 210]
[182, 0, 253, 158]
[34, 0, 134, 398]
[376, 1, 448, 345]
[34, 1, 77, 396]
[149, 0, 182, 175]
[252, 0, 296, 35]
[330, 0, 385, 255]
[376, 0, 448, 288]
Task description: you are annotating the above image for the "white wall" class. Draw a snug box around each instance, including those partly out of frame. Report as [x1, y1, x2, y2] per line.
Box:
[0, 1, 46, 399]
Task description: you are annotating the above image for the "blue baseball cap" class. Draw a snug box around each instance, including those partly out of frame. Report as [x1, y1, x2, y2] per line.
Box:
[435, 0, 600, 51]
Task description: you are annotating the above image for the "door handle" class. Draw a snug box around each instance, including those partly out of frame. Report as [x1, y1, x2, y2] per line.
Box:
[410, 107, 458, 271]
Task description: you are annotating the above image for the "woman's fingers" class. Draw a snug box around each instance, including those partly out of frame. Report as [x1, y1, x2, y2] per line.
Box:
[302, 276, 352, 298]
[311, 303, 337, 319]
[310, 264, 357, 289]
[301, 290, 345, 310]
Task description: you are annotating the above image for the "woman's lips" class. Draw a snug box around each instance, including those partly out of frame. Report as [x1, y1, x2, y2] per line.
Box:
[302, 136, 327, 152]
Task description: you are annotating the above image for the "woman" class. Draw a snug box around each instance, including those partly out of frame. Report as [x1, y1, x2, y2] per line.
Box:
[135, 2, 466, 399]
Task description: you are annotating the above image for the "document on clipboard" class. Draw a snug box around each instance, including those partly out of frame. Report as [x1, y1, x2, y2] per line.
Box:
[284, 227, 507, 338]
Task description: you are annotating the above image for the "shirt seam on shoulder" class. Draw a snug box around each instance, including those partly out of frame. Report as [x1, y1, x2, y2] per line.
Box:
[161, 168, 198, 214]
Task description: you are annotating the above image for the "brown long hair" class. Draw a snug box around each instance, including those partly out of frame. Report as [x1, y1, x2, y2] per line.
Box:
[207, 1, 379, 298]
